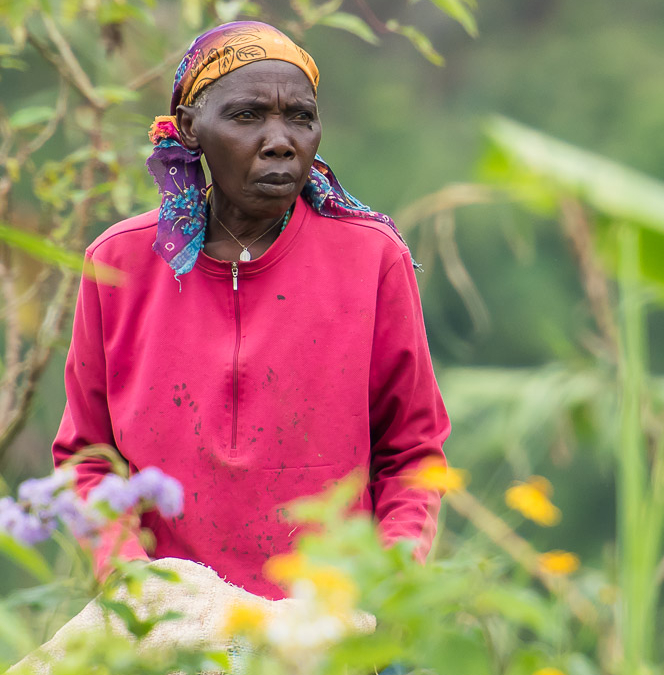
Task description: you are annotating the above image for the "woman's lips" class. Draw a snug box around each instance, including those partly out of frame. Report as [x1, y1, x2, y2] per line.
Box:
[254, 175, 297, 196]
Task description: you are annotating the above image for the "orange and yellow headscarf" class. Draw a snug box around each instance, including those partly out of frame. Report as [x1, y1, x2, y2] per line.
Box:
[149, 21, 319, 145]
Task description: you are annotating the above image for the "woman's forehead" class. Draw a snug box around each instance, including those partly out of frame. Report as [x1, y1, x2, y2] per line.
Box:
[223, 60, 312, 88]
[206, 60, 316, 101]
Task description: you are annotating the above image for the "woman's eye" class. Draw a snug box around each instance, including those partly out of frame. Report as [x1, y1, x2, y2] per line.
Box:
[294, 111, 314, 122]
[234, 110, 256, 120]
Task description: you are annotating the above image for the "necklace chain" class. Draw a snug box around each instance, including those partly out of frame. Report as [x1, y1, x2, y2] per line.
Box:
[208, 201, 290, 261]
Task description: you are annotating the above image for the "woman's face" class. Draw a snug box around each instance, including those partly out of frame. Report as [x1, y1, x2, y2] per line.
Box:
[178, 60, 321, 220]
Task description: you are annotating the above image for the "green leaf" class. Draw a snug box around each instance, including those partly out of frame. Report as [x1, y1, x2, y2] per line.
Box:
[109, 558, 182, 594]
[324, 633, 404, 675]
[182, 0, 202, 27]
[6, 581, 72, 611]
[0, 532, 54, 583]
[474, 584, 563, 642]
[214, 0, 245, 23]
[61, 0, 83, 23]
[288, 471, 365, 524]
[386, 21, 444, 66]
[96, 1, 153, 26]
[0, 222, 122, 284]
[9, 105, 56, 130]
[0, 56, 26, 71]
[145, 567, 181, 583]
[0, 602, 35, 656]
[484, 116, 664, 235]
[111, 178, 133, 216]
[429, 0, 478, 36]
[566, 652, 602, 675]
[638, 228, 664, 292]
[201, 650, 231, 671]
[504, 647, 550, 675]
[95, 86, 139, 104]
[99, 598, 182, 639]
[429, 629, 492, 675]
[318, 12, 379, 44]
[99, 598, 143, 636]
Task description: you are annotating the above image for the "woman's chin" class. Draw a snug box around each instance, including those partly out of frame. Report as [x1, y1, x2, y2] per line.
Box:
[246, 193, 298, 219]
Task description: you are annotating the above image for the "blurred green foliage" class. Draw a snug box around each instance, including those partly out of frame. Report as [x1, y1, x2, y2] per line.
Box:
[1, 0, 664, 673]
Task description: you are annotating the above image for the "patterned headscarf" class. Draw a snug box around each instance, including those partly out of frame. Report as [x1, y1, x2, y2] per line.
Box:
[146, 21, 409, 277]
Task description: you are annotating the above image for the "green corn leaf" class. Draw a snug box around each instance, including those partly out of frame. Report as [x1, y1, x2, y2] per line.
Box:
[484, 116, 664, 235]
[638, 229, 664, 293]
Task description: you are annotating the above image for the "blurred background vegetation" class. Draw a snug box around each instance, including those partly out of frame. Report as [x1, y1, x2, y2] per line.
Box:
[1, 0, 664, 673]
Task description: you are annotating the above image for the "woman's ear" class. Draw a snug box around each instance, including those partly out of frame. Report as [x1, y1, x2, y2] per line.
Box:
[176, 105, 200, 151]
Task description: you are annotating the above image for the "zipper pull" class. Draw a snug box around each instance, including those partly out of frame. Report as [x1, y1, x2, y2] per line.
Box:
[231, 261, 238, 291]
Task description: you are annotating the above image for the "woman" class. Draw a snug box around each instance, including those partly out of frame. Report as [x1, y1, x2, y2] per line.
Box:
[53, 21, 450, 600]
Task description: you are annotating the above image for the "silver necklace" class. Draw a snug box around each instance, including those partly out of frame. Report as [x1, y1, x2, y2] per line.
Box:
[209, 203, 290, 262]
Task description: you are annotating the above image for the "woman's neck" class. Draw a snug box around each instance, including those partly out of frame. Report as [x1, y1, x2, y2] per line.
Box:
[204, 188, 292, 262]
[207, 187, 288, 242]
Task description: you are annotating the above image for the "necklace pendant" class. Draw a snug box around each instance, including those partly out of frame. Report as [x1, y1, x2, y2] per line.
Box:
[239, 248, 252, 262]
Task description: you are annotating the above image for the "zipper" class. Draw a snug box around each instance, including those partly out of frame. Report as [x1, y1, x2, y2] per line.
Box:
[231, 261, 240, 455]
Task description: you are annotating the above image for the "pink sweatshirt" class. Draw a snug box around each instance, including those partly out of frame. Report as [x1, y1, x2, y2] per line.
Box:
[53, 196, 450, 599]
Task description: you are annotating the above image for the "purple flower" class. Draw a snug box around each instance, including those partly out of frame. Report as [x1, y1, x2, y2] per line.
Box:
[12, 511, 56, 545]
[1, 466, 184, 548]
[0, 497, 24, 533]
[18, 469, 74, 509]
[0, 497, 54, 545]
[88, 473, 139, 514]
[51, 490, 104, 538]
[129, 467, 184, 518]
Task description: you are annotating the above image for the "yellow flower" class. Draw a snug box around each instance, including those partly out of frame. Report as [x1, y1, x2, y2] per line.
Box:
[218, 601, 267, 637]
[538, 550, 580, 576]
[264, 553, 358, 614]
[533, 669, 567, 675]
[405, 458, 469, 493]
[306, 566, 358, 613]
[263, 552, 308, 584]
[505, 476, 561, 526]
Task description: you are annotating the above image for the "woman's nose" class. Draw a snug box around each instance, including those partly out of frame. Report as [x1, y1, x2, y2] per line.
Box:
[260, 120, 295, 159]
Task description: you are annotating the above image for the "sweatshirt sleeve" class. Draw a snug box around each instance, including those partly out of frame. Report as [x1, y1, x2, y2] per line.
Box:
[368, 249, 450, 562]
[52, 256, 148, 578]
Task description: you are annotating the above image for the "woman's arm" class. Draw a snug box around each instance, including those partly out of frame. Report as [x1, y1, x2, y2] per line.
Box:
[368, 249, 450, 562]
[52, 258, 149, 578]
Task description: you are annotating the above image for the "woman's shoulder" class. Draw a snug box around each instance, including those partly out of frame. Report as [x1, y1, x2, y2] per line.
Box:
[305, 202, 409, 257]
[87, 208, 159, 259]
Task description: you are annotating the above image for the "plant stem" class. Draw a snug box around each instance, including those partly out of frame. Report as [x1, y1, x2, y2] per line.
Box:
[448, 489, 598, 628]
[41, 15, 106, 110]
[616, 223, 658, 673]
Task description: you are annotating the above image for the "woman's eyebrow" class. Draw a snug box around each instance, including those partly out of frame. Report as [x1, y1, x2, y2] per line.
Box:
[286, 97, 317, 109]
[220, 95, 317, 110]
[220, 95, 269, 110]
